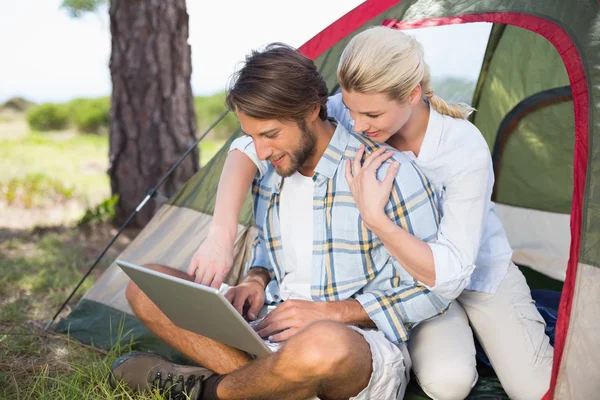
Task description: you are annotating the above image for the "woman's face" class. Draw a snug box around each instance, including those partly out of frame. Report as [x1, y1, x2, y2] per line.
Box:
[341, 88, 413, 143]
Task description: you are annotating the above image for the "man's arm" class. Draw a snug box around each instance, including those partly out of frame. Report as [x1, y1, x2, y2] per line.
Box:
[244, 266, 271, 289]
[326, 299, 377, 328]
[255, 298, 376, 342]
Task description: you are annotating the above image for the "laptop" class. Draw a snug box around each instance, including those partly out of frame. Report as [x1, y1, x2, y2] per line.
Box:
[116, 259, 279, 358]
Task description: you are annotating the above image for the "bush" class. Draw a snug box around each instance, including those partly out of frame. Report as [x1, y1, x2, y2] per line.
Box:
[0, 174, 76, 208]
[68, 97, 110, 134]
[26, 103, 69, 131]
[1, 97, 36, 112]
[78, 194, 119, 226]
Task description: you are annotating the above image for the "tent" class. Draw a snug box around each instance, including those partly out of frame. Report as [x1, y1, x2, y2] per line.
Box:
[54, 0, 600, 398]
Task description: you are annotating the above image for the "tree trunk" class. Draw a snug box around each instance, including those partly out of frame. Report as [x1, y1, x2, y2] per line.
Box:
[108, 0, 199, 227]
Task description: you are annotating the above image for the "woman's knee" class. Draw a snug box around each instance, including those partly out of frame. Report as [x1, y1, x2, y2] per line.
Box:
[417, 359, 477, 400]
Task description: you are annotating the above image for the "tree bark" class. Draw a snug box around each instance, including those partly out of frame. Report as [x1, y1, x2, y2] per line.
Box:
[108, 0, 198, 227]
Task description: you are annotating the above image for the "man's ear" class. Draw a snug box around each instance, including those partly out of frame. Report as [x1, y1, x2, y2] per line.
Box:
[307, 104, 321, 122]
[409, 85, 422, 106]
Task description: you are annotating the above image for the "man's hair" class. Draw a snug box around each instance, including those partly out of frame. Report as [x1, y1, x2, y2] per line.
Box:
[226, 43, 329, 122]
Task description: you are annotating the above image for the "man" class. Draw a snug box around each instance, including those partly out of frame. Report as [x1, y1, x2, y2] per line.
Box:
[111, 43, 449, 400]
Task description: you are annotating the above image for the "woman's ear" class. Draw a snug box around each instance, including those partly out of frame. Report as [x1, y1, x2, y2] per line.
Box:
[409, 85, 422, 106]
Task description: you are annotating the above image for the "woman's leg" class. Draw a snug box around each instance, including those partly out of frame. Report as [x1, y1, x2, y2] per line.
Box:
[408, 301, 478, 400]
[458, 263, 553, 400]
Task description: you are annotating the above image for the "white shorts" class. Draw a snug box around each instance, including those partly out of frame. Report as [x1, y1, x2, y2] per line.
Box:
[350, 327, 411, 400]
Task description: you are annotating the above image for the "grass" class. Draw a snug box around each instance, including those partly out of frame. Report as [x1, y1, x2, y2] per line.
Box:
[0, 114, 227, 399]
[1, 318, 176, 399]
[0, 132, 111, 209]
[0, 217, 198, 399]
[0, 131, 224, 209]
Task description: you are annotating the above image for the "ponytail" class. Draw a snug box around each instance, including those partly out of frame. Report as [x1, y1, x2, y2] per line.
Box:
[423, 88, 475, 119]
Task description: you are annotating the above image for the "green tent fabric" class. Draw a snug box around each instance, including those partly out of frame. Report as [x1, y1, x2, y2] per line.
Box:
[473, 24, 573, 214]
[55, 1, 600, 398]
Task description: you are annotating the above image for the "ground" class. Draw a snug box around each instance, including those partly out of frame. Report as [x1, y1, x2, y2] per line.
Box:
[0, 108, 223, 399]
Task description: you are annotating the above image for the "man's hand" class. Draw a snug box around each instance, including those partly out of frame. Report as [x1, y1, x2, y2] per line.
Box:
[187, 226, 235, 289]
[224, 273, 268, 321]
[254, 300, 333, 342]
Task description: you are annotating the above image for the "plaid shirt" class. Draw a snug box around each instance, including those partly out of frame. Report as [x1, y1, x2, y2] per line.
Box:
[248, 120, 450, 344]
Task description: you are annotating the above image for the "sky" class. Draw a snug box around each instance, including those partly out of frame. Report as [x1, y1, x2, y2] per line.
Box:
[0, 0, 492, 103]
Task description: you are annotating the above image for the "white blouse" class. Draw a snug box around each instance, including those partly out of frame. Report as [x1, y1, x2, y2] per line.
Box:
[230, 93, 513, 299]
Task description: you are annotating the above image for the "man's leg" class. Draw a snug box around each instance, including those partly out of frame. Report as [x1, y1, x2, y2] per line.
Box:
[217, 321, 408, 400]
[408, 302, 478, 400]
[458, 263, 553, 400]
[126, 264, 252, 374]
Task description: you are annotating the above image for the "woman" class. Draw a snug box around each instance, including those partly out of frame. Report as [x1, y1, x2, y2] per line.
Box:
[189, 27, 552, 400]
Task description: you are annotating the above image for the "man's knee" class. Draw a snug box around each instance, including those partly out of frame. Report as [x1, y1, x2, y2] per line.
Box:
[418, 359, 477, 400]
[125, 279, 139, 305]
[275, 321, 356, 382]
[124, 264, 185, 308]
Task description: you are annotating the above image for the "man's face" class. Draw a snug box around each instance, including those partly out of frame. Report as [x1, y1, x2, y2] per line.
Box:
[236, 111, 315, 177]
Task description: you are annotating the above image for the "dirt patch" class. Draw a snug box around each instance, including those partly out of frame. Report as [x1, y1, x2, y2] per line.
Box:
[0, 201, 86, 230]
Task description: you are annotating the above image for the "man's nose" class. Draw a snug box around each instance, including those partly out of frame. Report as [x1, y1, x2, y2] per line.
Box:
[255, 141, 273, 161]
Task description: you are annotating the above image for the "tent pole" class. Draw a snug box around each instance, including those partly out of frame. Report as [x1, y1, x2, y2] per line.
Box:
[44, 111, 231, 330]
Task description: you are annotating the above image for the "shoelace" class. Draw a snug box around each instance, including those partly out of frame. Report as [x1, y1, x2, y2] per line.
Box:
[151, 371, 205, 399]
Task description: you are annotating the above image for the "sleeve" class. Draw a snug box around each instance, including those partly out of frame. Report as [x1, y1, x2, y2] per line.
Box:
[229, 136, 270, 178]
[248, 231, 273, 277]
[379, 156, 440, 245]
[327, 93, 354, 132]
[425, 151, 493, 299]
[248, 191, 281, 304]
[352, 157, 452, 344]
[355, 286, 450, 344]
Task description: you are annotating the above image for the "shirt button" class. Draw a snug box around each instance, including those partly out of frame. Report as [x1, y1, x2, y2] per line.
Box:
[274, 295, 279, 300]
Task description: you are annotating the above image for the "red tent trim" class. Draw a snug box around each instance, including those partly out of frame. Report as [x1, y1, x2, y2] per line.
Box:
[299, 3, 590, 399]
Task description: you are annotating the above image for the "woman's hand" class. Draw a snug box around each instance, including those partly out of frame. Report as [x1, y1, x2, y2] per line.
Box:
[187, 225, 235, 289]
[344, 145, 400, 229]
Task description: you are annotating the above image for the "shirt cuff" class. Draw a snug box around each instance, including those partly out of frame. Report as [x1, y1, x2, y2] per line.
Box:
[426, 242, 475, 299]
[354, 291, 409, 344]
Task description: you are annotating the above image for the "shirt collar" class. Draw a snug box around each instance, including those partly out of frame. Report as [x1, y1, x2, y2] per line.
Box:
[416, 102, 444, 162]
[313, 118, 349, 181]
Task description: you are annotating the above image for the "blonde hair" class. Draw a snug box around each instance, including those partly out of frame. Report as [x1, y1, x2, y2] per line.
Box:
[338, 26, 474, 119]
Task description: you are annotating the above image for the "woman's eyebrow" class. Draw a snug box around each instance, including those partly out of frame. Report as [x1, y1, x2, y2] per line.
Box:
[341, 99, 381, 115]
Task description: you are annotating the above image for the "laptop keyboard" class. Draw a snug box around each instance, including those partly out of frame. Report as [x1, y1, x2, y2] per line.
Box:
[248, 316, 282, 352]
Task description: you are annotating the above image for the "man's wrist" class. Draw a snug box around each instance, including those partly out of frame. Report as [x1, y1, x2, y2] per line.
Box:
[245, 267, 271, 289]
[325, 299, 375, 327]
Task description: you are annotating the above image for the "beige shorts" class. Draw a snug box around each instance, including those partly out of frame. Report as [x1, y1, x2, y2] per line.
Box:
[349, 327, 411, 400]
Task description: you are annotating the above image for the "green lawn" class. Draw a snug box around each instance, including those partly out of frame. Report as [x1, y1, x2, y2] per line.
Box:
[0, 118, 227, 399]
[0, 225, 180, 399]
[0, 130, 225, 210]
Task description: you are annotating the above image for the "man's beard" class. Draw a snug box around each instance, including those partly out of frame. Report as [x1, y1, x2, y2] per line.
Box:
[272, 122, 316, 178]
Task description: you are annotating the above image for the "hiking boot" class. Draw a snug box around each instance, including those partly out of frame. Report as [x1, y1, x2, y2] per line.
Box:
[109, 352, 216, 399]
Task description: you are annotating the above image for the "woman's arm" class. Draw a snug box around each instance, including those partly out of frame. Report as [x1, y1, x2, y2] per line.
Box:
[369, 216, 436, 285]
[347, 146, 492, 299]
[346, 146, 436, 285]
[187, 148, 258, 288]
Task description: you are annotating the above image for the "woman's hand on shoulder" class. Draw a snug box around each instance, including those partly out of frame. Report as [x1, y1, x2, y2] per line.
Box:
[344, 145, 400, 229]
